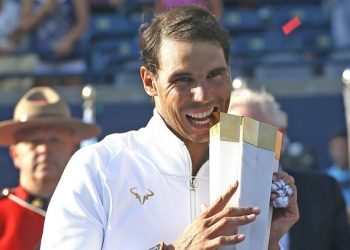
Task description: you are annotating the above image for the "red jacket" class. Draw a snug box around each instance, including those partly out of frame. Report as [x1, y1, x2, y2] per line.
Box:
[0, 186, 48, 250]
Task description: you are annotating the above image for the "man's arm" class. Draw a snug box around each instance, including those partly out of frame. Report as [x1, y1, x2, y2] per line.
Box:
[41, 148, 106, 249]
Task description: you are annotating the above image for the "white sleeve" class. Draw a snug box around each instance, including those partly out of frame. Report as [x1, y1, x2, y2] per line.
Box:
[41, 146, 109, 250]
[279, 240, 286, 250]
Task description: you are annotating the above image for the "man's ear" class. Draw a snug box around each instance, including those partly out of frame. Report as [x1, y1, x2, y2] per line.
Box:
[140, 66, 158, 97]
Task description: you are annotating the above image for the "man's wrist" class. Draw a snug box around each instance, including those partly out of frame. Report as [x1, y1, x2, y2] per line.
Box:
[148, 242, 169, 250]
[148, 242, 175, 250]
[269, 241, 284, 250]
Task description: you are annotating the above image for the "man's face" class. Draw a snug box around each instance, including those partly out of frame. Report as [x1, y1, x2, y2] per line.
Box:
[10, 126, 77, 192]
[143, 39, 232, 144]
[329, 136, 349, 170]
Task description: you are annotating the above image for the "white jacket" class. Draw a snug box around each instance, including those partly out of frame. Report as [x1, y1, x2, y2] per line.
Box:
[41, 110, 209, 249]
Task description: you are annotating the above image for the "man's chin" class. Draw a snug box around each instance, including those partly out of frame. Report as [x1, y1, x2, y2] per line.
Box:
[35, 170, 60, 182]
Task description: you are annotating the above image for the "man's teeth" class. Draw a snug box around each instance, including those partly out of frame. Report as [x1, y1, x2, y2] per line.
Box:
[192, 119, 209, 125]
[188, 109, 213, 119]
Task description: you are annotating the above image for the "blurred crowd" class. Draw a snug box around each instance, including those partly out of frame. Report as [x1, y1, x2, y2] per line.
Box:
[0, 0, 349, 89]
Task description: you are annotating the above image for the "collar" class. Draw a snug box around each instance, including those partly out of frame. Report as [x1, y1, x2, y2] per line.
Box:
[11, 186, 50, 211]
[141, 109, 209, 180]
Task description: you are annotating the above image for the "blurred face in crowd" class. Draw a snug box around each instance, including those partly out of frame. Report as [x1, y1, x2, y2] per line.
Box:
[329, 136, 349, 170]
[10, 126, 78, 198]
[141, 38, 232, 144]
[228, 102, 273, 125]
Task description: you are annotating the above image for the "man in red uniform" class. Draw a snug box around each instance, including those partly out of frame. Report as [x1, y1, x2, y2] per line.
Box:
[0, 87, 100, 249]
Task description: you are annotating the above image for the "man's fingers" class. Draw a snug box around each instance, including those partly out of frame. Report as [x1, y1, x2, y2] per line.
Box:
[207, 213, 257, 238]
[207, 206, 260, 227]
[201, 203, 209, 213]
[205, 181, 238, 217]
[205, 234, 245, 249]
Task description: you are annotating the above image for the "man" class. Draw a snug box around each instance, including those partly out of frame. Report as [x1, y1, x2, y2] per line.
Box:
[228, 87, 350, 250]
[41, 6, 298, 249]
[0, 87, 100, 249]
[326, 130, 350, 220]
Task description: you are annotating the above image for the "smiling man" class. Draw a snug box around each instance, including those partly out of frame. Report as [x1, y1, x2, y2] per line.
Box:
[41, 6, 298, 250]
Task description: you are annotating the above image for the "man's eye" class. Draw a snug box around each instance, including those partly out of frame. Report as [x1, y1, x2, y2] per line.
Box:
[49, 137, 61, 144]
[208, 71, 222, 79]
[174, 77, 193, 84]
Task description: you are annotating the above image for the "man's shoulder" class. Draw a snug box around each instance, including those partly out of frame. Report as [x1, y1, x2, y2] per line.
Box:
[99, 129, 147, 152]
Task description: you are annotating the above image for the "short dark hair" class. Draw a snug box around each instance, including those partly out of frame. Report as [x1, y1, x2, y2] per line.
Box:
[330, 130, 348, 141]
[139, 5, 230, 76]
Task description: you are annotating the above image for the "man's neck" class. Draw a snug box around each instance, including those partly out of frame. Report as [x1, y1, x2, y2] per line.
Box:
[20, 179, 55, 199]
[186, 142, 209, 176]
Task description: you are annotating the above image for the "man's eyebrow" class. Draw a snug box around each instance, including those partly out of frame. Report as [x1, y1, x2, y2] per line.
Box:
[209, 66, 229, 73]
[168, 71, 193, 80]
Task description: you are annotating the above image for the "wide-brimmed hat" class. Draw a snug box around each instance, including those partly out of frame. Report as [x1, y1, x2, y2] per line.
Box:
[0, 87, 101, 146]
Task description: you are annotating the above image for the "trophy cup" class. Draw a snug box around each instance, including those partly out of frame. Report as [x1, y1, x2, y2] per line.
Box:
[209, 112, 283, 250]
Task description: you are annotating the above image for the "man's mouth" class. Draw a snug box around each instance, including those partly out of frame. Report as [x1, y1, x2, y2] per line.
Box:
[186, 108, 215, 125]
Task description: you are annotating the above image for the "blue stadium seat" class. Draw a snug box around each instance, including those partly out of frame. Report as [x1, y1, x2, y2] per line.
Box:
[90, 36, 140, 83]
[89, 14, 139, 41]
[123, 0, 154, 14]
[269, 4, 328, 28]
[263, 30, 291, 52]
[231, 33, 267, 56]
[255, 52, 314, 78]
[324, 49, 350, 77]
[222, 8, 263, 33]
[290, 28, 333, 53]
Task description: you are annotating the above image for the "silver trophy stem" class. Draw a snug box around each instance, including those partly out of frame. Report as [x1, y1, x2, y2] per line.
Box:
[342, 68, 350, 174]
[81, 84, 98, 147]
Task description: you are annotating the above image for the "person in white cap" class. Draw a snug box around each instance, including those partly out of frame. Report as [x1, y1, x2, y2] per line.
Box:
[0, 86, 100, 249]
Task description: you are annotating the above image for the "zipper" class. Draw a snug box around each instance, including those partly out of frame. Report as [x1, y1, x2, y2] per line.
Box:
[189, 176, 198, 222]
[181, 142, 206, 223]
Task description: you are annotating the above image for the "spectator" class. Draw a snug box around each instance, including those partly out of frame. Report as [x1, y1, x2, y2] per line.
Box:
[228, 87, 350, 249]
[326, 130, 350, 220]
[16, 0, 89, 86]
[154, 0, 223, 20]
[0, 0, 36, 91]
[0, 0, 20, 53]
[0, 86, 100, 249]
[328, 0, 350, 48]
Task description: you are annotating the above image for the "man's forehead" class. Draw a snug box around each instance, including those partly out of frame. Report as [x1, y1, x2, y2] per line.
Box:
[158, 38, 226, 71]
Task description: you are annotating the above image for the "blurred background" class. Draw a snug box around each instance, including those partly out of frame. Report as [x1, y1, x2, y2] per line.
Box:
[0, 0, 349, 188]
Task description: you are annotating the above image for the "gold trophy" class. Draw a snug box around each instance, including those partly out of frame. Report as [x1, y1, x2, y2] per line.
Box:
[209, 112, 283, 250]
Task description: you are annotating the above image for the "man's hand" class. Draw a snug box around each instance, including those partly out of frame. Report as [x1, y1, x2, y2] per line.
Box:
[167, 181, 260, 250]
[269, 171, 299, 250]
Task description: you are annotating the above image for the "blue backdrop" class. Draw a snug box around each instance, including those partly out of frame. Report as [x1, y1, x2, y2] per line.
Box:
[0, 94, 346, 189]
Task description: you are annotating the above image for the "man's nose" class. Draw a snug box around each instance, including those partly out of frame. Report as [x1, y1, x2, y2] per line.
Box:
[192, 82, 209, 102]
[36, 143, 50, 153]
